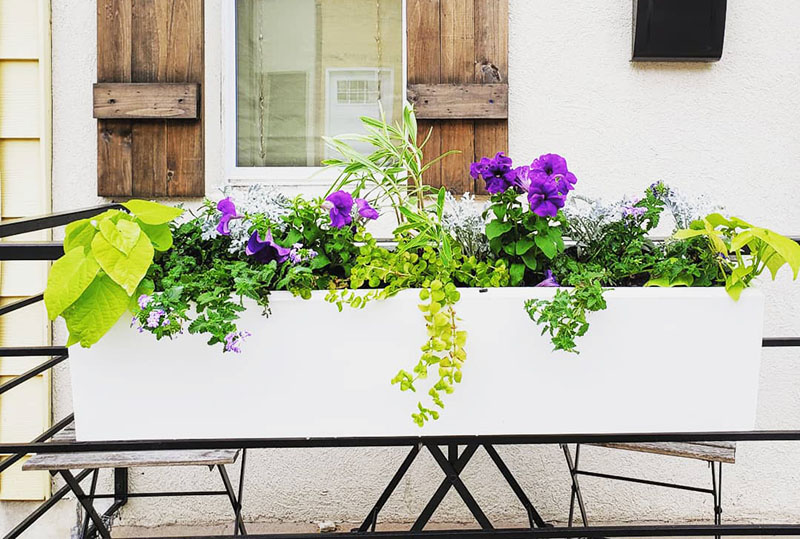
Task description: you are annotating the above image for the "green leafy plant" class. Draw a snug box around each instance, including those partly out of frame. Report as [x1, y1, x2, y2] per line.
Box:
[44, 200, 182, 347]
[484, 189, 566, 285]
[674, 213, 800, 300]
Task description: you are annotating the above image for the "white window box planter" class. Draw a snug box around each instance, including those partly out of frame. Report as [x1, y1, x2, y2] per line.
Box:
[69, 288, 764, 441]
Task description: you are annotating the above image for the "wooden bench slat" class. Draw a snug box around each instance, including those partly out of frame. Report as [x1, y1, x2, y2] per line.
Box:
[589, 441, 736, 464]
[22, 422, 239, 471]
[22, 449, 240, 471]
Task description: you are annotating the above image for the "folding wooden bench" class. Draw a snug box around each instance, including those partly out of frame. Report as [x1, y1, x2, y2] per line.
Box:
[562, 442, 734, 538]
[22, 423, 247, 538]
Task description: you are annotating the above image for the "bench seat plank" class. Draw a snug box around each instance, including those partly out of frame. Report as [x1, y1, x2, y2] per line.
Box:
[23, 449, 240, 471]
[22, 422, 239, 471]
[589, 441, 736, 464]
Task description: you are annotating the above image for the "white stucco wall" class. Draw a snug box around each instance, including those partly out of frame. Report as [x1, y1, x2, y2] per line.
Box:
[14, 0, 798, 533]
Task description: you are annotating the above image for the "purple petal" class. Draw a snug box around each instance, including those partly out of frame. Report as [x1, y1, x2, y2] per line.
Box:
[355, 198, 379, 220]
[535, 270, 560, 287]
[217, 197, 237, 215]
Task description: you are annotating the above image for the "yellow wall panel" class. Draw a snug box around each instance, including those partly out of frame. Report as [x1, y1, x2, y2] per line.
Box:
[0, 299, 49, 374]
[0, 60, 41, 139]
[0, 0, 39, 60]
[0, 457, 47, 501]
[0, 139, 46, 216]
[0, 375, 48, 443]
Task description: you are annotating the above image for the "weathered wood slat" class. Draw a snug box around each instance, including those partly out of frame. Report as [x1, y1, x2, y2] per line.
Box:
[408, 84, 508, 119]
[22, 449, 240, 471]
[93, 83, 200, 119]
[590, 441, 736, 464]
[22, 423, 240, 471]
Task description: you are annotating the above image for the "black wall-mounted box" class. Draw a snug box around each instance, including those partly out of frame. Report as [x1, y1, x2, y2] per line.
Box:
[632, 0, 727, 62]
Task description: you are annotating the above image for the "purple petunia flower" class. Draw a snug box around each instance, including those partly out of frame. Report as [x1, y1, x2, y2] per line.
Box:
[470, 152, 519, 194]
[355, 198, 379, 220]
[529, 154, 577, 195]
[527, 176, 566, 217]
[322, 191, 355, 228]
[224, 330, 252, 354]
[535, 270, 560, 287]
[246, 229, 291, 264]
[216, 197, 242, 236]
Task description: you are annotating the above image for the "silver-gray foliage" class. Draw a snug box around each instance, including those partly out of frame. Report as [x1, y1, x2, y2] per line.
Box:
[441, 192, 491, 259]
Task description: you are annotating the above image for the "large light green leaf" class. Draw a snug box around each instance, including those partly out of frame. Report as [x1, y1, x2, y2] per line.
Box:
[44, 247, 100, 320]
[485, 220, 512, 240]
[91, 232, 154, 295]
[121, 200, 183, 225]
[99, 218, 141, 255]
[673, 228, 707, 240]
[63, 219, 97, 252]
[761, 245, 787, 280]
[749, 227, 800, 279]
[63, 273, 130, 347]
[137, 220, 173, 251]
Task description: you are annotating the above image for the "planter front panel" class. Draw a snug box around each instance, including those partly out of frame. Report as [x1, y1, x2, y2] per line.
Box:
[70, 288, 764, 441]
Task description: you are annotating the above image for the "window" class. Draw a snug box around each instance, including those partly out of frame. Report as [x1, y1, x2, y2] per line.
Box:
[224, 0, 406, 184]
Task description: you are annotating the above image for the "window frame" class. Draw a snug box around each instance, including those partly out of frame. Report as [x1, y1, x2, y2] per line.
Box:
[221, 0, 408, 187]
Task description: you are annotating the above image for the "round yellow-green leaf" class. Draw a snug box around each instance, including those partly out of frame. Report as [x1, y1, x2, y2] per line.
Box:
[62, 273, 130, 348]
[91, 231, 154, 295]
[137, 220, 173, 251]
[44, 247, 100, 320]
[122, 200, 183, 225]
[99, 218, 141, 255]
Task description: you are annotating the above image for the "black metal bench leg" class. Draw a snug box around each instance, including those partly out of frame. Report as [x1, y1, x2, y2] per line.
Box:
[411, 444, 485, 531]
[423, 444, 493, 531]
[58, 470, 111, 539]
[711, 461, 723, 539]
[358, 444, 421, 532]
[218, 462, 247, 536]
[483, 444, 548, 528]
[562, 443, 589, 527]
[80, 469, 99, 539]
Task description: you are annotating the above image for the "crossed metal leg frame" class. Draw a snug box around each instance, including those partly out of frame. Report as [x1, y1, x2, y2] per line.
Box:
[561, 444, 724, 539]
[356, 443, 549, 533]
[49, 450, 248, 539]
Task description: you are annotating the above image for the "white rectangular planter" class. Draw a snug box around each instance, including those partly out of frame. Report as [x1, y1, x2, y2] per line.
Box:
[69, 288, 765, 441]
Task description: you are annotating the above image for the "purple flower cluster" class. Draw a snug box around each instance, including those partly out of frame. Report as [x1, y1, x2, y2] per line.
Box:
[146, 309, 169, 328]
[224, 330, 252, 354]
[288, 243, 318, 265]
[322, 191, 379, 229]
[470, 153, 578, 218]
[216, 197, 242, 236]
[137, 294, 152, 310]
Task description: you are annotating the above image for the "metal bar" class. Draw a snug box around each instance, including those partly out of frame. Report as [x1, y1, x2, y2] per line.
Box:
[0, 204, 123, 238]
[0, 346, 68, 357]
[763, 337, 800, 347]
[561, 445, 588, 527]
[0, 413, 74, 473]
[126, 523, 800, 538]
[0, 294, 44, 316]
[575, 470, 714, 495]
[114, 467, 129, 505]
[236, 449, 247, 537]
[483, 444, 547, 528]
[0, 242, 64, 260]
[15, 429, 800, 456]
[0, 355, 67, 395]
[218, 464, 247, 535]
[412, 444, 480, 531]
[58, 470, 112, 539]
[3, 468, 93, 539]
[85, 500, 126, 539]
[426, 444, 493, 530]
[359, 445, 421, 532]
[81, 469, 100, 539]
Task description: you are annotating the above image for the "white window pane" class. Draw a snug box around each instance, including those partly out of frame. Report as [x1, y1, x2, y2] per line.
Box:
[236, 0, 404, 168]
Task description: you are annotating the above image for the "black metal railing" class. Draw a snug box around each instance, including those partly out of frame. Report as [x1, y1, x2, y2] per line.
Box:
[1, 206, 800, 539]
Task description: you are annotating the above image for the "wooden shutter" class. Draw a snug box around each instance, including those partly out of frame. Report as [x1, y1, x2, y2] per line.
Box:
[96, 0, 204, 198]
[407, 0, 508, 194]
